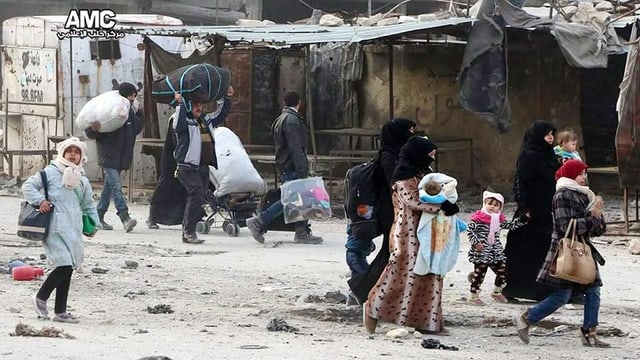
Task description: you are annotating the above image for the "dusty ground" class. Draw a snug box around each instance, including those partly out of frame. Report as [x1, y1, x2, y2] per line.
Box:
[1, 193, 640, 360]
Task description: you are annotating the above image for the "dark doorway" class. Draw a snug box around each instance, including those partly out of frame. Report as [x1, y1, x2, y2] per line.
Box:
[580, 54, 626, 167]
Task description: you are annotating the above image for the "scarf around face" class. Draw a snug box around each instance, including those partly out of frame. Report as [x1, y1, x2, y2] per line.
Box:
[556, 177, 597, 210]
[470, 208, 506, 245]
[52, 157, 84, 189]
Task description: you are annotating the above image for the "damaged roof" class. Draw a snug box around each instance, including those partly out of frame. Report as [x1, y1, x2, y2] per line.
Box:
[116, 17, 475, 45]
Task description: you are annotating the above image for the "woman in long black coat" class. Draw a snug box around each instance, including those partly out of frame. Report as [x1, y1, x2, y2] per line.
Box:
[502, 121, 560, 301]
[347, 118, 416, 304]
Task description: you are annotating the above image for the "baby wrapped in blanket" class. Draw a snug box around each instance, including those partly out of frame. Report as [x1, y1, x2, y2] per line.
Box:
[414, 173, 467, 276]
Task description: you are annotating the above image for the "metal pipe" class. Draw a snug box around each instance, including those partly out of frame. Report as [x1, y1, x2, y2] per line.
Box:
[368, 0, 372, 16]
[216, 0, 219, 26]
[3, 89, 7, 152]
[388, 44, 394, 119]
[69, 37, 74, 137]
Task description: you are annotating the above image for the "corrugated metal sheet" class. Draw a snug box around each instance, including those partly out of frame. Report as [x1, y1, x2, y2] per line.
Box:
[116, 18, 475, 45]
[34, 15, 184, 27]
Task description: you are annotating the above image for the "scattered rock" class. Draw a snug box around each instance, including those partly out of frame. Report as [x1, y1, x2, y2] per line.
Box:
[134, 329, 149, 334]
[238, 345, 268, 350]
[378, 17, 399, 26]
[386, 328, 410, 339]
[39, 254, 46, 260]
[320, 14, 344, 27]
[137, 357, 173, 360]
[10, 323, 75, 339]
[124, 260, 139, 269]
[304, 291, 348, 304]
[124, 290, 147, 300]
[147, 304, 174, 314]
[266, 318, 299, 333]
[91, 267, 109, 274]
[628, 239, 640, 255]
[554, 325, 570, 333]
[8, 307, 21, 313]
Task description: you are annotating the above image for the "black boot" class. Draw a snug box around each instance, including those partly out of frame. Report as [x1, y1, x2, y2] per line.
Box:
[118, 211, 137, 233]
[293, 223, 323, 244]
[98, 211, 113, 231]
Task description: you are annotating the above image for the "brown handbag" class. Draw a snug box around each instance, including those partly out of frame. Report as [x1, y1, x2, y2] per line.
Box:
[551, 219, 597, 285]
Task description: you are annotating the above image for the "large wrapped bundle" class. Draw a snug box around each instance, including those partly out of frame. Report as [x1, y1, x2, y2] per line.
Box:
[152, 63, 231, 105]
[209, 127, 266, 197]
[76, 90, 135, 133]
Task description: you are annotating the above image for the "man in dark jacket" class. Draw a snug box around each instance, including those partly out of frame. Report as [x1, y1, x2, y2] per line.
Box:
[246, 91, 323, 244]
[85, 82, 143, 232]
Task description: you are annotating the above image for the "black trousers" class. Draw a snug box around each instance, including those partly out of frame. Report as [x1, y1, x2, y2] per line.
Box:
[177, 165, 209, 233]
[37, 266, 73, 314]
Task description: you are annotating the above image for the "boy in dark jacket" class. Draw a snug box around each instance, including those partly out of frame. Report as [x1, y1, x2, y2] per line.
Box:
[85, 82, 143, 232]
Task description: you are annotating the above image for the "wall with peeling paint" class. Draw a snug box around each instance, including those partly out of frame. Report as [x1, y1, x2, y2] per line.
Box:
[358, 37, 583, 195]
[2, 16, 194, 187]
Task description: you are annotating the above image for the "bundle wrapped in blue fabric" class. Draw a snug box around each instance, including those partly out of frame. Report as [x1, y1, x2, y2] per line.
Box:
[152, 63, 231, 105]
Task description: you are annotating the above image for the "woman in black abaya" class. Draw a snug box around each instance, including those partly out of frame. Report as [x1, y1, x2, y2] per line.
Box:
[502, 121, 559, 301]
[347, 118, 416, 304]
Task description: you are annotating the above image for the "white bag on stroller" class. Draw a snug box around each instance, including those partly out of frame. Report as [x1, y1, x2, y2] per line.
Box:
[209, 127, 266, 197]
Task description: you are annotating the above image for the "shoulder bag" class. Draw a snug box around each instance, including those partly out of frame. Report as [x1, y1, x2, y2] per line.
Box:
[551, 218, 597, 285]
[17, 171, 53, 241]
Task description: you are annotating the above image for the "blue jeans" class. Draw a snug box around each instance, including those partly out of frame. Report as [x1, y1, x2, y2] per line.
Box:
[260, 171, 298, 225]
[97, 167, 128, 215]
[527, 287, 601, 329]
[345, 224, 374, 277]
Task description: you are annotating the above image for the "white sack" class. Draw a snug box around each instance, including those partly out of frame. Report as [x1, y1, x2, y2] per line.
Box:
[209, 127, 266, 197]
[76, 90, 133, 133]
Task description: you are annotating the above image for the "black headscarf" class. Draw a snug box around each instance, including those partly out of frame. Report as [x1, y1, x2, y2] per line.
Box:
[379, 118, 417, 155]
[517, 120, 557, 168]
[391, 137, 438, 182]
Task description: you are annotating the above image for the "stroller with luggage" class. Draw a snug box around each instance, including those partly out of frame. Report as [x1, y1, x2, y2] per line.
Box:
[195, 127, 267, 237]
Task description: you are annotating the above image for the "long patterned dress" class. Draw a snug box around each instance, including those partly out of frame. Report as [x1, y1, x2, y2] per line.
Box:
[365, 177, 443, 331]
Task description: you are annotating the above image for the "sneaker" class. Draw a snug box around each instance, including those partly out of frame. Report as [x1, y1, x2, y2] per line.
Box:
[246, 216, 265, 243]
[467, 297, 486, 306]
[293, 232, 323, 244]
[513, 311, 530, 345]
[53, 312, 79, 324]
[491, 292, 508, 303]
[182, 232, 205, 244]
[33, 294, 49, 319]
[146, 219, 159, 230]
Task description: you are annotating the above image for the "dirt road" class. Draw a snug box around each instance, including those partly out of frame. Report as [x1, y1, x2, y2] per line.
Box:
[1, 195, 639, 360]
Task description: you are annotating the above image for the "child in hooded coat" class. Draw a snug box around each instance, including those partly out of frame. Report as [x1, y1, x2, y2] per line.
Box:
[22, 137, 100, 323]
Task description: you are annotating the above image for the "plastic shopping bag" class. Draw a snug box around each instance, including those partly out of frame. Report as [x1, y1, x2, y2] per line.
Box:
[280, 177, 332, 224]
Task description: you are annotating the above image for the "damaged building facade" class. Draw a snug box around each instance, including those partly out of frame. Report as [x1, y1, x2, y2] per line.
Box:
[2, 0, 638, 197]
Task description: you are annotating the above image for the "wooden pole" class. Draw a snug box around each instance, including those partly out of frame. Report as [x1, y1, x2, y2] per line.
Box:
[305, 47, 318, 172]
[388, 44, 394, 120]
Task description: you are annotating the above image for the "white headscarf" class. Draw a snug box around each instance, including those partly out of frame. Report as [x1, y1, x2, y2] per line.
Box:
[53, 137, 88, 189]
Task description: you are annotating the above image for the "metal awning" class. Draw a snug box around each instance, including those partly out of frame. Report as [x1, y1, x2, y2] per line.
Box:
[116, 17, 475, 45]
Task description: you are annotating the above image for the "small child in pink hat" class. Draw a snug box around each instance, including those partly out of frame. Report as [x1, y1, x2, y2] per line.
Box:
[467, 191, 529, 305]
